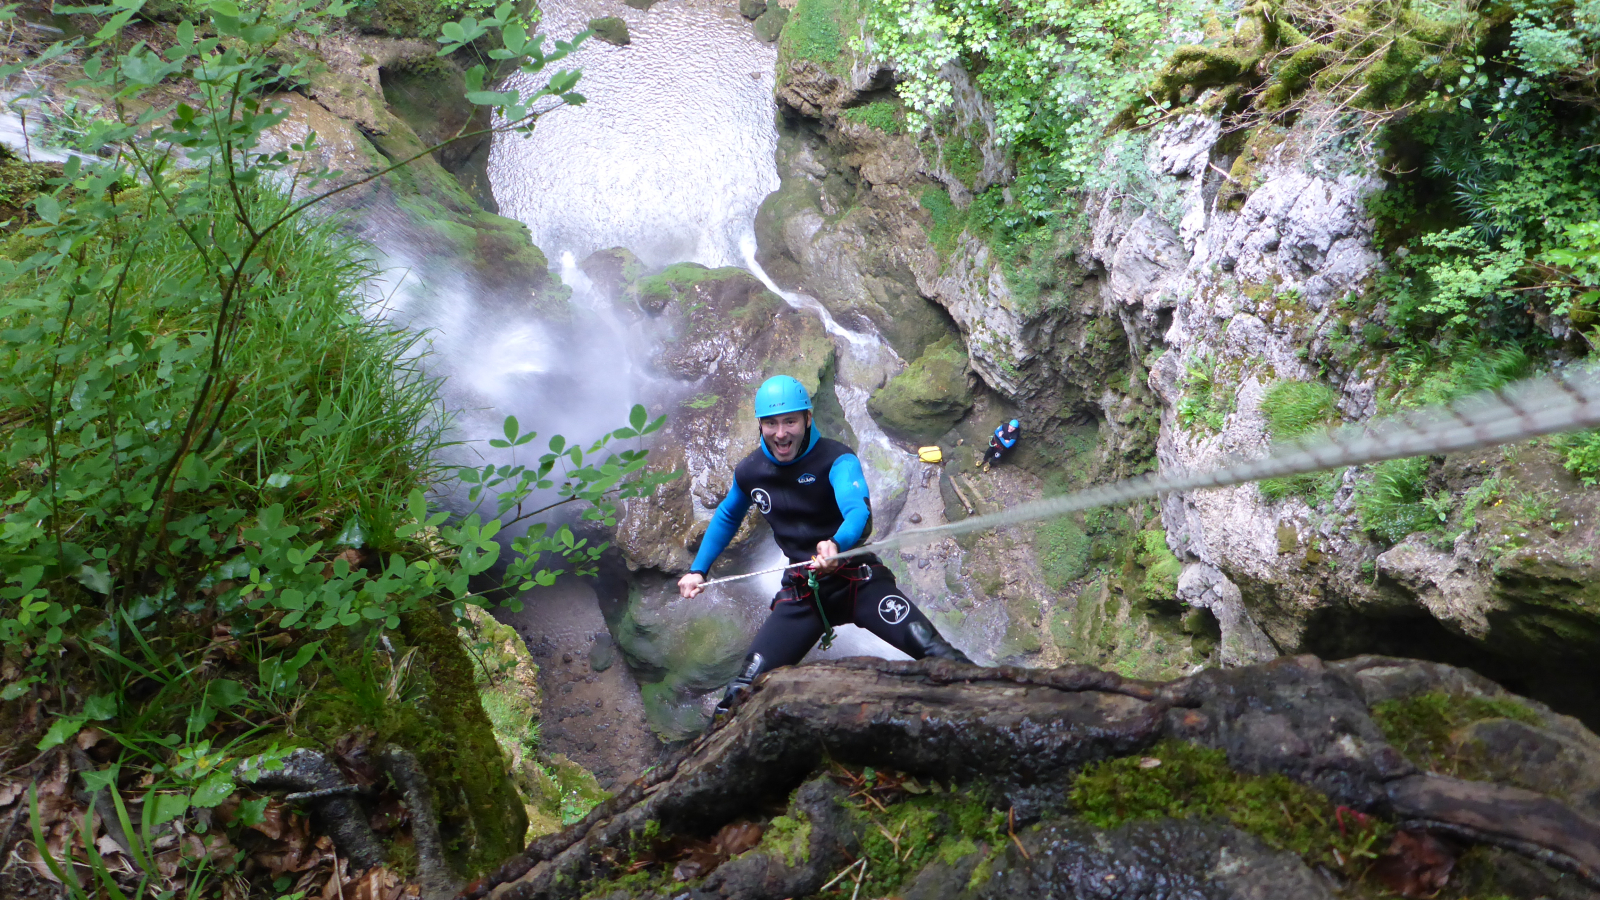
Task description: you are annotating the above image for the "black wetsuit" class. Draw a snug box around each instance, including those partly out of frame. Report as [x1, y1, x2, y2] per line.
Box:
[692, 427, 951, 675]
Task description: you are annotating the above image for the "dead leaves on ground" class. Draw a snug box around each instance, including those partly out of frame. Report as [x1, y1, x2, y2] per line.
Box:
[0, 743, 422, 900]
[600, 820, 766, 883]
[1372, 829, 1457, 898]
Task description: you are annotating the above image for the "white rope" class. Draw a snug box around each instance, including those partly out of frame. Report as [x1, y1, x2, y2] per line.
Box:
[693, 367, 1600, 587]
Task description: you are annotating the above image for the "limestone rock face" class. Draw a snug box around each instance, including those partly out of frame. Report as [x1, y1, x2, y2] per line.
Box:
[1073, 114, 1600, 720]
[255, 32, 563, 313]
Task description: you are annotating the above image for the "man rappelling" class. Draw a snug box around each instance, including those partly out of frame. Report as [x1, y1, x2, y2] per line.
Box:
[678, 375, 973, 715]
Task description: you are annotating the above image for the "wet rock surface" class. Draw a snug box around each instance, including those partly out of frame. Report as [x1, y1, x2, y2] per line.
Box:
[463, 654, 1600, 900]
[496, 579, 665, 790]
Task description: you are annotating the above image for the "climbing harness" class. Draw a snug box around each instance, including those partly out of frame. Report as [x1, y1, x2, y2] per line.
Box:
[693, 366, 1600, 589]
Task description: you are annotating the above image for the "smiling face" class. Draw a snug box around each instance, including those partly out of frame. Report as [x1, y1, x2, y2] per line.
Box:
[759, 411, 810, 462]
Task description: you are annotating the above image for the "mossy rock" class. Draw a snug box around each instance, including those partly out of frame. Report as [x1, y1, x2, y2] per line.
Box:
[753, 5, 788, 43]
[346, 0, 457, 37]
[639, 681, 711, 740]
[588, 16, 630, 46]
[739, 0, 767, 19]
[867, 335, 973, 443]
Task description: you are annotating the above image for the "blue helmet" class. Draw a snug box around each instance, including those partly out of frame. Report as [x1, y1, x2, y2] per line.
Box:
[754, 375, 812, 418]
[1009, 419, 1019, 429]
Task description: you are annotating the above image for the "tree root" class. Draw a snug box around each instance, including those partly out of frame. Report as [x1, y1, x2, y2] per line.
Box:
[379, 744, 460, 900]
[236, 748, 388, 870]
[459, 655, 1600, 899]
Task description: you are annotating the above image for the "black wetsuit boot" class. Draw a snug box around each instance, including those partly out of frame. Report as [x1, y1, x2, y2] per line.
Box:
[907, 620, 974, 664]
[714, 652, 768, 716]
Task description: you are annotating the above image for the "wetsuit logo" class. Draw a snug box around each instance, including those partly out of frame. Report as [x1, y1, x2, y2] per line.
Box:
[750, 488, 772, 513]
[797, 473, 816, 485]
[878, 595, 909, 624]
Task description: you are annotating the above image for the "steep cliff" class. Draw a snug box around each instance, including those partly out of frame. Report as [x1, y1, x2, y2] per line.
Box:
[757, 0, 1600, 725]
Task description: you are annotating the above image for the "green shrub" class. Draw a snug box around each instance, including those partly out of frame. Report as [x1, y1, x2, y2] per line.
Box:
[1260, 380, 1339, 441]
[1558, 429, 1600, 485]
[1176, 352, 1233, 434]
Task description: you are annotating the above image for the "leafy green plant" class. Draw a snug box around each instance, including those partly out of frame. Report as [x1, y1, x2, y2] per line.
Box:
[1176, 352, 1233, 434]
[0, 0, 674, 890]
[864, 0, 1211, 208]
[1558, 429, 1600, 484]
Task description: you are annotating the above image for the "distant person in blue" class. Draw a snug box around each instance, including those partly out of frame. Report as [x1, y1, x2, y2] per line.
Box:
[982, 419, 1021, 471]
[678, 375, 972, 714]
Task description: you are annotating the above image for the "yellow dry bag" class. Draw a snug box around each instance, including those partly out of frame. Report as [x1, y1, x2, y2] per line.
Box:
[917, 446, 944, 464]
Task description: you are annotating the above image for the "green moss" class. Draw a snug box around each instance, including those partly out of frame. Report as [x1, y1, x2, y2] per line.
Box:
[1148, 45, 1257, 107]
[1371, 690, 1543, 778]
[1135, 530, 1181, 604]
[1070, 740, 1391, 873]
[640, 681, 710, 740]
[847, 787, 1006, 897]
[776, 0, 853, 73]
[920, 185, 966, 257]
[942, 130, 983, 188]
[758, 813, 812, 865]
[587, 15, 629, 45]
[866, 334, 974, 442]
[840, 101, 906, 134]
[1036, 518, 1090, 591]
[396, 607, 530, 874]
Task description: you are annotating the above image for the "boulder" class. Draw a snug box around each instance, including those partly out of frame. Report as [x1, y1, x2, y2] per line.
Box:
[867, 335, 973, 443]
[588, 16, 630, 46]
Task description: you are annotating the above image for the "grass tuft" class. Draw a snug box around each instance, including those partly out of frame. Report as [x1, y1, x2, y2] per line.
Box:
[1260, 380, 1339, 441]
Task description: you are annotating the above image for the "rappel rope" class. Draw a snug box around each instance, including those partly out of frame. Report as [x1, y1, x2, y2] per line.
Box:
[697, 366, 1600, 588]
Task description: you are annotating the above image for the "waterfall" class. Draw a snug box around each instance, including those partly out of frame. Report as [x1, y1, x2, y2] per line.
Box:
[482, 0, 916, 662]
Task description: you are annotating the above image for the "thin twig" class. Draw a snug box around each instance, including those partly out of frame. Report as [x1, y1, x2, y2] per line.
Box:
[819, 858, 865, 892]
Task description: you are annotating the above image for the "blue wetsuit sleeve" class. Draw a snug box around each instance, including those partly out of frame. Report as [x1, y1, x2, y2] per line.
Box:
[690, 477, 752, 573]
[828, 454, 872, 551]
